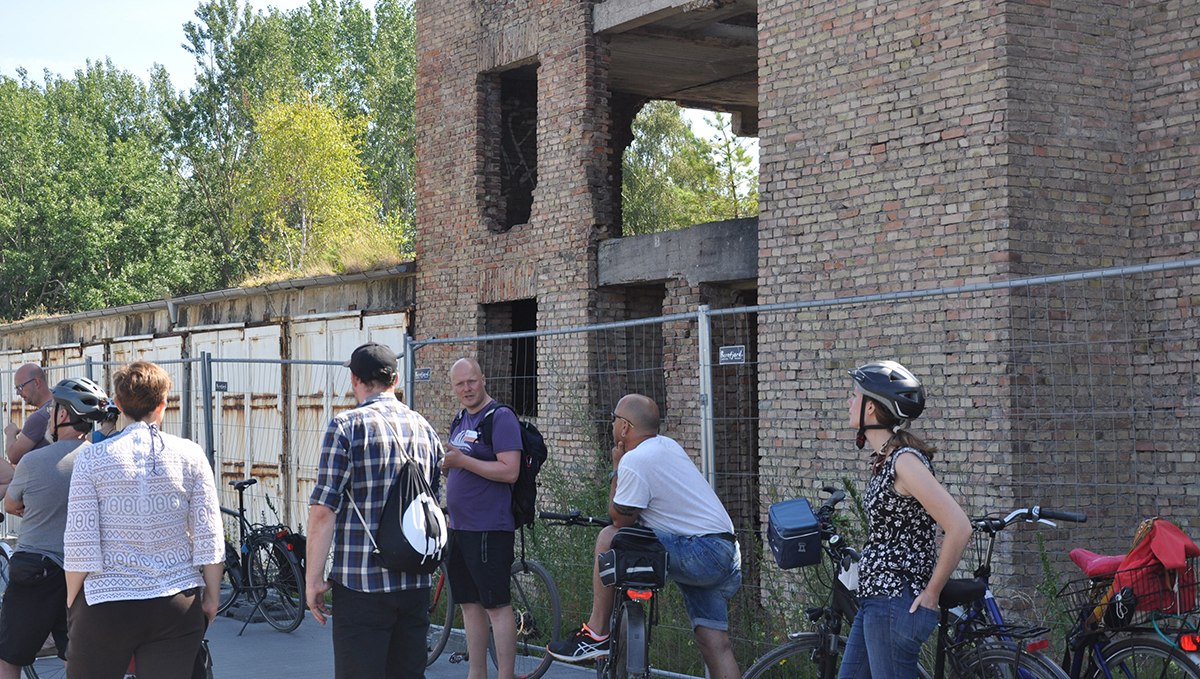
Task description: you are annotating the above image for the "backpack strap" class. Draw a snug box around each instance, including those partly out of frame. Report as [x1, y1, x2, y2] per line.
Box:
[474, 403, 507, 446]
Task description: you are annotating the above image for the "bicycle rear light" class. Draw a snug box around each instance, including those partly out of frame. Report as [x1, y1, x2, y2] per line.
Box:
[1025, 639, 1049, 653]
[1180, 633, 1200, 652]
[626, 590, 654, 602]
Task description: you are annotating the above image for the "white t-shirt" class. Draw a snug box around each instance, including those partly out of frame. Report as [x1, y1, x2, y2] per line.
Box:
[612, 435, 734, 536]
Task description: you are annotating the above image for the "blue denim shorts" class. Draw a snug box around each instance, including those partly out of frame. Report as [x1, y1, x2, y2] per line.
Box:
[653, 531, 742, 631]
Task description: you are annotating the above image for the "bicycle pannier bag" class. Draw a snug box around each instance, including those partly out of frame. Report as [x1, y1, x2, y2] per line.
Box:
[768, 498, 821, 569]
[598, 526, 668, 588]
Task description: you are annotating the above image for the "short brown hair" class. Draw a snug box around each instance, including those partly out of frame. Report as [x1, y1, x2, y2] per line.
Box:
[113, 361, 172, 421]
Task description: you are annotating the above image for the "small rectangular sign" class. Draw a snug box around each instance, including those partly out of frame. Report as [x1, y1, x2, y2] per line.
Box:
[214, 381, 228, 392]
[415, 368, 432, 382]
[718, 345, 747, 365]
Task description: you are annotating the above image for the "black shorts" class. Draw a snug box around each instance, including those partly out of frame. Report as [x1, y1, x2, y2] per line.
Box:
[445, 530, 513, 609]
[0, 553, 68, 666]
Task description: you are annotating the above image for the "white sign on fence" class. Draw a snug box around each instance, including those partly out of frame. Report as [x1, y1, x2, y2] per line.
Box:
[718, 345, 746, 365]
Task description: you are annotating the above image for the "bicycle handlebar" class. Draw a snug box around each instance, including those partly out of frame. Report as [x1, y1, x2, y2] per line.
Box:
[973, 505, 1087, 532]
[539, 510, 613, 528]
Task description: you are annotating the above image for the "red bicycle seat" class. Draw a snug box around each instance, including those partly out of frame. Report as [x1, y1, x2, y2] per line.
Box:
[1069, 548, 1126, 578]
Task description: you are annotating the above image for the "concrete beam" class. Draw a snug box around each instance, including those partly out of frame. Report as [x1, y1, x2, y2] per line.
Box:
[598, 218, 757, 287]
[594, 0, 699, 35]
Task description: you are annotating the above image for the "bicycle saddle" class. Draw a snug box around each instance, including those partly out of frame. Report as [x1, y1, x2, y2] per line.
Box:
[1068, 548, 1125, 578]
[230, 478, 259, 490]
[939, 578, 986, 608]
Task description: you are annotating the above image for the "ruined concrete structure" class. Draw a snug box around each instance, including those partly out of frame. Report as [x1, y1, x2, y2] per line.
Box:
[412, 0, 1200, 565]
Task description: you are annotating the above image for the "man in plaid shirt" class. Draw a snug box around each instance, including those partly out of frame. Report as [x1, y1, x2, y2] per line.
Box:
[306, 342, 445, 679]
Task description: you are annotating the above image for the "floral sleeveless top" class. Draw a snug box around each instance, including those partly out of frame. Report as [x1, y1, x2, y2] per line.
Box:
[858, 447, 937, 598]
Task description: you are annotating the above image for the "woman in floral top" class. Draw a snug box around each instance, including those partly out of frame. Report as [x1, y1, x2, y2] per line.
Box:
[837, 361, 971, 679]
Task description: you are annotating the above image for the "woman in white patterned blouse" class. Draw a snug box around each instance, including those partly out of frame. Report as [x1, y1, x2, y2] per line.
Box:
[64, 361, 224, 678]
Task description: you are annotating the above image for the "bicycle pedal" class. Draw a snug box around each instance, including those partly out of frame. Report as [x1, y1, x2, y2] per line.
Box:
[448, 651, 468, 664]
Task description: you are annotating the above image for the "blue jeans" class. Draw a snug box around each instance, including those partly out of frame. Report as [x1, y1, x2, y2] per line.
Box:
[652, 531, 742, 631]
[837, 594, 938, 679]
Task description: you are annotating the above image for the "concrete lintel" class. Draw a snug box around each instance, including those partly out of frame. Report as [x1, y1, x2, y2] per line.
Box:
[598, 218, 757, 287]
[595, 0, 702, 35]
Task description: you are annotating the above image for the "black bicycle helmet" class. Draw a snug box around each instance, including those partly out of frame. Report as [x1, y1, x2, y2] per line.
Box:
[850, 360, 926, 421]
[52, 377, 113, 422]
[850, 361, 926, 449]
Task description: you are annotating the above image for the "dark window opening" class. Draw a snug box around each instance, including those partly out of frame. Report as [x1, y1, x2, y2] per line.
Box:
[481, 298, 538, 417]
[482, 64, 538, 232]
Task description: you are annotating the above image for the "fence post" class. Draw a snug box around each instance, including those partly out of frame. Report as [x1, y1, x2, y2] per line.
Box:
[201, 351, 215, 469]
[84, 356, 93, 381]
[697, 305, 716, 489]
[403, 335, 416, 408]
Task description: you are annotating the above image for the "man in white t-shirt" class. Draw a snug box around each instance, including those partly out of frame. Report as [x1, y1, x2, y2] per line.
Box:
[547, 394, 741, 679]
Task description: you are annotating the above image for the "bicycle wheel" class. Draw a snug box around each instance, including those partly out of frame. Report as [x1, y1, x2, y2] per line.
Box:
[741, 634, 840, 679]
[217, 540, 241, 616]
[427, 563, 460, 665]
[247, 539, 305, 632]
[23, 656, 65, 679]
[959, 642, 1069, 678]
[1094, 636, 1200, 679]
[488, 559, 562, 679]
[616, 600, 649, 679]
[0, 545, 11, 604]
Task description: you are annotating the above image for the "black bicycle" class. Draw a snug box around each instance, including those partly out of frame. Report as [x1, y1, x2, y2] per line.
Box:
[743, 489, 1069, 679]
[217, 478, 306, 633]
[540, 510, 668, 679]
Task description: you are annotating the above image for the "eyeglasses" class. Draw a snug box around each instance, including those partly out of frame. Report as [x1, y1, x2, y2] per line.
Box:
[14, 377, 36, 393]
[611, 411, 632, 427]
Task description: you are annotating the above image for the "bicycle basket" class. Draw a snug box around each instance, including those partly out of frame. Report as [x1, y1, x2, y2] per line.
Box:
[767, 498, 821, 569]
[1057, 557, 1199, 629]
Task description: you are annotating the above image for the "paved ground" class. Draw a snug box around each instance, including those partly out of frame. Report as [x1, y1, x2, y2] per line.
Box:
[206, 614, 596, 679]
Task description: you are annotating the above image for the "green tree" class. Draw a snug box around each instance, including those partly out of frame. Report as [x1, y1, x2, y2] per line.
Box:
[703, 112, 759, 220]
[0, 64, 192, 320]
[237, 98, 399, 272]
[621, 101, 758, 235]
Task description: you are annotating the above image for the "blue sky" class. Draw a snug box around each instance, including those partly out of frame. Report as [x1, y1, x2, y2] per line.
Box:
[0, 0, 323, 91]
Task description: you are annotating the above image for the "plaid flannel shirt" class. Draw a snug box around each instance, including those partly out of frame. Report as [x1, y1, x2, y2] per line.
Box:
[309, 392, 444, 593]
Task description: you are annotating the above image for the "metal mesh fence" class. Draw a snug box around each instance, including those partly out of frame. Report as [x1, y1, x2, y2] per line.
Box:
[0, 258, 1196, 674]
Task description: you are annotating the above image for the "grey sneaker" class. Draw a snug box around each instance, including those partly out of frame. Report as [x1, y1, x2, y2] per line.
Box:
[547, 625, 610, 662]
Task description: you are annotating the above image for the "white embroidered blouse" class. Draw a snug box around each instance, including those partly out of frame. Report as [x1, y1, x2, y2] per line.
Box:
[64, 422, 224, 604]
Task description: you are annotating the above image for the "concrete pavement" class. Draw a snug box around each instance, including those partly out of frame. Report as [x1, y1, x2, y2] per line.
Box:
[206, 614, 596, 679]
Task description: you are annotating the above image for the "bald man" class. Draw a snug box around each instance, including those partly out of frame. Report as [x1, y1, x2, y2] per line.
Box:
[547, 394, 742, 679]
[5, 364, 54, 465]
[444, 358, 522, 679]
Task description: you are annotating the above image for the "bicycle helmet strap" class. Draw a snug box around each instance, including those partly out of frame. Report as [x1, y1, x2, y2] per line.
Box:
[855, 397, 891, 449]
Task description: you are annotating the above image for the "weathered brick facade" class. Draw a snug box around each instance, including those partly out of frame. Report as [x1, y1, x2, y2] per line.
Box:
[415, 0, 1199, 580]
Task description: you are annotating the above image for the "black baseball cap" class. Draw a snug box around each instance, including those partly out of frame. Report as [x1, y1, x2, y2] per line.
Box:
[344, 342, 398, 381]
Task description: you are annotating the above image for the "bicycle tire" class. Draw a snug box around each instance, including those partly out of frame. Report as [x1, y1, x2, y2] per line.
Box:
[488, 558, 562, 679]
[742, 634, 842, 679]
[958, 642, 1070, 679]
[1094, 635, 1200, 679]
[246, 539, 305, 632]
[615, 599, 649, 679]
[216, 540, 241, 616]
[0, 544, 11, 604]
[427, 563, 458, 665]
[22, 656, 65, 679]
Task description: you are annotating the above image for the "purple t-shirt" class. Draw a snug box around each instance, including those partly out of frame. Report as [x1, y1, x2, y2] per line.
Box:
[446, 401, 522, 531]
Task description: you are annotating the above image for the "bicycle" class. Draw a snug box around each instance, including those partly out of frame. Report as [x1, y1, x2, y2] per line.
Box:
[743, 490, 1070, 679]
[1054, 531, 1200, 679]
[539, 509, 671, 679]
[425, 525, 563, 679]
[217, 478, 306, 633]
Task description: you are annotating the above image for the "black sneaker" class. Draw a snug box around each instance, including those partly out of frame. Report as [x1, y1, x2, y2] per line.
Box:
[547, 625, 610, 662]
